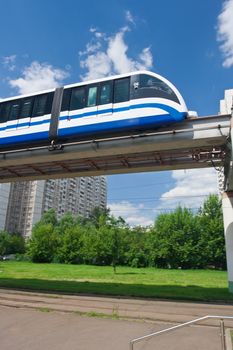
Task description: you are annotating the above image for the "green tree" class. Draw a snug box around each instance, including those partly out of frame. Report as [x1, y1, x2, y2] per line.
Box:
[83, 220, 117, 266]
[88, 207, 111, 228]
[198, 194, 226, 269]
[80, 213, 127, 271]
[0, 231, 25, 256]
[79, 224, 98, 264]
[55, 212, 76, 236]
[9, 234, 25, 254]
[0, 231, 11, 256]
[23, 194, 226, 270]
[56, 225, 84, 264]
[39, 209, 57, 226]
[107, 215, 129, 272]
[124, 226, 149, 267]
[149, 207, 200, 268]
[27, 223, 58, 262]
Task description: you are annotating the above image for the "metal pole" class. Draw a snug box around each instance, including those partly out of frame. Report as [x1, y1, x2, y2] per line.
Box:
[129, 315, 233, 350]
[220, 319, 226, 350]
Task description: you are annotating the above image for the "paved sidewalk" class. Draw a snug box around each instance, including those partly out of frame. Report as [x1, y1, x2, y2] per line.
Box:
[1, 289, 233, 349]
[0, 305, 224, 350]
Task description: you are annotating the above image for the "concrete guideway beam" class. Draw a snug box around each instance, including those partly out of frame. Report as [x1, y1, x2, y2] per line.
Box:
[0, 114, 230, 182]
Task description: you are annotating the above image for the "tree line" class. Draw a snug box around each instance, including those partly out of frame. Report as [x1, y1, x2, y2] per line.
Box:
[0, 194, 226, 270]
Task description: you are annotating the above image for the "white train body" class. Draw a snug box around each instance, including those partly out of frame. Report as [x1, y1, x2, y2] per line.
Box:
[0, 71, 188, 149]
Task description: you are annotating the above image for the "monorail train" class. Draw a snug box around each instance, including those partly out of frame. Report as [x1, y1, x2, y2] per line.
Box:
[0, 71, 188, 149]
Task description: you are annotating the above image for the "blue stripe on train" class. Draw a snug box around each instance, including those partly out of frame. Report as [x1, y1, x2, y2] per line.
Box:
[0, 106, 186, 146]
[59, 103, 185, 122]
[58, 112, 186, 138]
[0, 119, 49, 132]
[0, 131, 49, 145]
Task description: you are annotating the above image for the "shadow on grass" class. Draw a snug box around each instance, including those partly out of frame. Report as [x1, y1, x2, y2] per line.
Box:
[114, 272, 146, 275]
[0, 278, 233, 303]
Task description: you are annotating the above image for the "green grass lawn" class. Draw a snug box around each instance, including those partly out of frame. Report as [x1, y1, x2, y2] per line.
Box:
[0, 261, 232, 302]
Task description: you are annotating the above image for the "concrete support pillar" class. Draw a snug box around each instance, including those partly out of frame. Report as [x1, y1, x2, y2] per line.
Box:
[222, 191, 233, 293]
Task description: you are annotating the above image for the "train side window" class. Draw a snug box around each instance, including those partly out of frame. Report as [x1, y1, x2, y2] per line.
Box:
[45, 92, 54, 114]
[99, 82, 112, 105]
[0, 102, 11, 123]
[114, 78, 129, 103]
[61, 88, 71, 111]
[33, 94, 48, 117]
[87, 86, 98, 107]
[70, 87, 85, 110]
[20, 97, 34, 119]
[8, 100, 21, 121]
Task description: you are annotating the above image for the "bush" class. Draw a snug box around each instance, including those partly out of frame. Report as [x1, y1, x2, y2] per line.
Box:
[0, 231, 25, 256]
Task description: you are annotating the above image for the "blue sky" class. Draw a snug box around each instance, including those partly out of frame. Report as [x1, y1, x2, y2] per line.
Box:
[1, 0, 233, 225]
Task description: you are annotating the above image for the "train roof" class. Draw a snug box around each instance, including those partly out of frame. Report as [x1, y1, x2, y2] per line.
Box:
[0, 70, 183, 104]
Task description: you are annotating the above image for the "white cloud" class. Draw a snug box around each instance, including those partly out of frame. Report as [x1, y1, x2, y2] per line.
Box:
[2, 55, 16, 71]
[90, 27, 97, 33]
[107, 29, 134, 74]
[158, 168, 218, 209]
[108, 200, 154, 227]
[79, 19, 153, 81]
[9, 61, 69, 95]
[89, 27, 105, 38]
[125, 10, 135, 24]
[80, 52, 112, 81]
[86, 41, 102, 54]
[217, 0, 233, 68]
[125, 10, 136, 25]
[137, 47, 153, 70]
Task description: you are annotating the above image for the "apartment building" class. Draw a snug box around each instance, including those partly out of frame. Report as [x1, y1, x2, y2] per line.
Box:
[5, 181, 45, 237]
[0, 183, 11, 230]
[42, 176, 107, 219]
[5, 176, 107, 237]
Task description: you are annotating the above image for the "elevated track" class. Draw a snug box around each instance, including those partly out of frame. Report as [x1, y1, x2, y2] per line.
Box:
[0, 114, 231, 183]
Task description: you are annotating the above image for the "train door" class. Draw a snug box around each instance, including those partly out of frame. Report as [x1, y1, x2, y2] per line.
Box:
[6, 100, 20, 131]
[17, 97, 34, 130]
[6, 97, 34, 132]
[65, 86, 86, 138]
[86, 84, 98, 123]
[97, 81, 113, 120]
